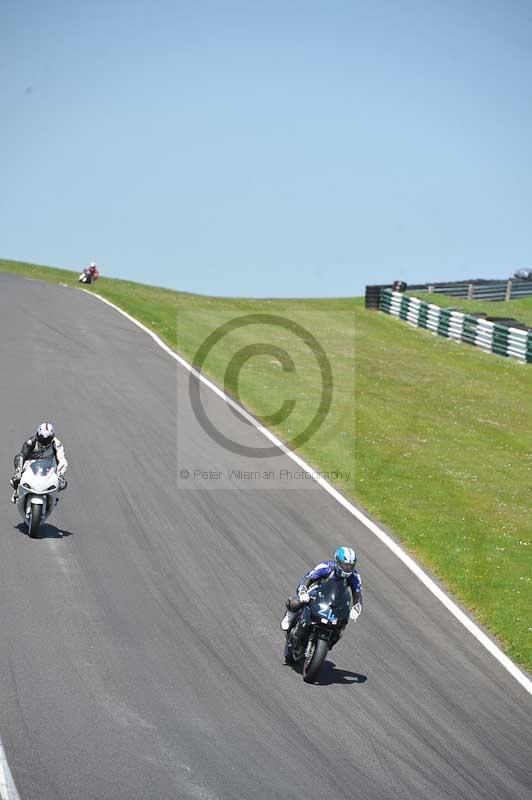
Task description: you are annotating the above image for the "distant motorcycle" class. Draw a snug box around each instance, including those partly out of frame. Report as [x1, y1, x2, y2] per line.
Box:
[284, 577, 351, 682]
[79, 268, 94, 285]
[16, 456, 64, 537]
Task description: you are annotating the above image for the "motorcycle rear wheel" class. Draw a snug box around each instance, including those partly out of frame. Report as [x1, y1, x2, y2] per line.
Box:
[28, 504, 42, 538]
[302, 637, 328, 682]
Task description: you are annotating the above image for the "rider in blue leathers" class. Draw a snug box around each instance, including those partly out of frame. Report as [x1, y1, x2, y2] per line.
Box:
[281, 546, 363, 634]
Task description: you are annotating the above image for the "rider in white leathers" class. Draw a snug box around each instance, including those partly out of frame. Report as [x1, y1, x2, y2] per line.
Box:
[10, 422, 68, 503]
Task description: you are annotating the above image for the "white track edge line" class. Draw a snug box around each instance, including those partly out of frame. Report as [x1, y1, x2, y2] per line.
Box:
[0, 736, 20, 800]
[83, 289, 532, 696]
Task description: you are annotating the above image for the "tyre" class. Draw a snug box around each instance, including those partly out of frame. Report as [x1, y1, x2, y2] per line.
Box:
[302, 636, 328, 682]
[28, 504, 42, 538]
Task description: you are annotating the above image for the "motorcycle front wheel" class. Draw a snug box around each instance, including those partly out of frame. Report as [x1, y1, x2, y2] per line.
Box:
[302, 636, 328, 682]
[28, 504, 42, 538]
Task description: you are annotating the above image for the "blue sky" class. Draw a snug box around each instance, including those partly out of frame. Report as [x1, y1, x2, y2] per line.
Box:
[1, 0, 531, 297]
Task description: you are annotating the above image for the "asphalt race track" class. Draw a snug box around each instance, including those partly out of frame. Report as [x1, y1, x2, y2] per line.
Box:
[0, 272, 531, 800]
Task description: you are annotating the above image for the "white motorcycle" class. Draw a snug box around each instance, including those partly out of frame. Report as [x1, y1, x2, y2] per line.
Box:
[16, 456, 63, 537]
[78, 269, 92, 284]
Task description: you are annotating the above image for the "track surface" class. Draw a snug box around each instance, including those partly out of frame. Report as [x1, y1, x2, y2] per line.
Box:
[0, 273, 530, 800]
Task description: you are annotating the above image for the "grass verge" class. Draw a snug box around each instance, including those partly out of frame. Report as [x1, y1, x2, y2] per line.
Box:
[2, 258, 531, 671]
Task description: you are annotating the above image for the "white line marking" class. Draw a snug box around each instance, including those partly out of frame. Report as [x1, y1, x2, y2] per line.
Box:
[83, 289, 532, 696]
[0, 736, 21, 800]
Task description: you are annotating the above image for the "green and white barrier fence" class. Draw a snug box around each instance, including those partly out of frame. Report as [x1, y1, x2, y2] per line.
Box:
[380, 289, 532, 363]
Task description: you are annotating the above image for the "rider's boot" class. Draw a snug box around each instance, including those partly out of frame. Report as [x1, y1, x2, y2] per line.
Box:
[10, 477, 19, 504]
[280, 609, 298, 631]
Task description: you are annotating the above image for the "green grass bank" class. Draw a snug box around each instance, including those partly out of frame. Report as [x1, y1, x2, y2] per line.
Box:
[2, 258, 531, 671]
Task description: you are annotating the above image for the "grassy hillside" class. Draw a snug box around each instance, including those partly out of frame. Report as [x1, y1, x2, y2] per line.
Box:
[2, 258, 531, 671]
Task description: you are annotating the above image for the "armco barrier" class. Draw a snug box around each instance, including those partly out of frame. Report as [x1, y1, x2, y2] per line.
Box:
[365, 278, 532, 307]
[380, 289, 532, 363]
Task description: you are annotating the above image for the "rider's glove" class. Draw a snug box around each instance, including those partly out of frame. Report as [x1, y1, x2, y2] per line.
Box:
[297, 586, 310, 604]
[349, 602, 362, 622]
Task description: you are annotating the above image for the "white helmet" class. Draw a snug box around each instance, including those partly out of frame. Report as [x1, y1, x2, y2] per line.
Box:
[89, 261, 96, 268]
[36, 422, 55, 447]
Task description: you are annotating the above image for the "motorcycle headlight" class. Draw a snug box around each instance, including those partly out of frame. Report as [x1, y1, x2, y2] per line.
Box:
[22, 483, 31, 490]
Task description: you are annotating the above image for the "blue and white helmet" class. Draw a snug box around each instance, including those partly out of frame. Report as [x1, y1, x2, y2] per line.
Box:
[334, 546, 357, 578]
[36, 422, 55, 447]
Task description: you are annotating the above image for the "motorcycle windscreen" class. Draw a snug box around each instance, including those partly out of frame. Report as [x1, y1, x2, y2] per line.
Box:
[311, 578, 351, 622]
[29, 456, 56, 476]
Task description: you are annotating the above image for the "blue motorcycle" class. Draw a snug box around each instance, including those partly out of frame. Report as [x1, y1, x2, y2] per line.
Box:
[285, 577, 351, 682]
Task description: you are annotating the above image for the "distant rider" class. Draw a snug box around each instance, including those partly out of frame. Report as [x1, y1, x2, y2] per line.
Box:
[80, 262, 99, 284]
[281, 546, 363, 632]
[10, 423, 68, 503]
[88, 262, 99, 282]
